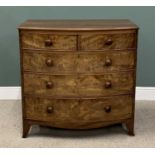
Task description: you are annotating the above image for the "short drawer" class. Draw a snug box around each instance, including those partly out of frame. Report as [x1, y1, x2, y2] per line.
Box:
[23, 72, 134, 97]
[21, 33, 77, 50]
[77, 50, 136, 73]
[79, 33, 136, 50]
[23, 51, 76, 73]
[25, 95, 132, 129]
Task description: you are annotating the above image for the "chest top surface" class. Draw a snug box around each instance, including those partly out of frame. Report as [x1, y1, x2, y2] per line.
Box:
[18, 19, 138, 31]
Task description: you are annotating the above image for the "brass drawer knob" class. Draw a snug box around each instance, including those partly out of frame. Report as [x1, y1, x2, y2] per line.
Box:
[45, 58, 54, 67]
[46, 106, 53, 113]
[104, 81, 112, 88]
[45, 39, 53, 46]
[104, 105, 111, 113]
[105, 58, 112, 66]
[105, 39, 113, 45]
[46, 81, 53, 89]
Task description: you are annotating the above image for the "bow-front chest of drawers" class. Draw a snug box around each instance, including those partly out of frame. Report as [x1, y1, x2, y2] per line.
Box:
[18, 20, 138, 138]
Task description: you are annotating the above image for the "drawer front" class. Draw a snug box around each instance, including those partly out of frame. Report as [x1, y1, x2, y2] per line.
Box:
[23, 51, 76, 73]
[23, 72, 134, 97]
[79, 33, 136, 50]
[25, 95, 132, 129]
[23, 51, 135, 74]
[21, 33, 77, 50]
[77, 51, 136, 73]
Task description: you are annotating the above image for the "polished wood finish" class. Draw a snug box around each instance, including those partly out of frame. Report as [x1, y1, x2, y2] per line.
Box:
[22, 120, 31, 138]
[21, 33, 76, 50]
[25, 95, 132, 129]
[18, 20, 138, 137]
[23, 50, 136, 73]
[18, 19, 138, 31]
[79, 33, 136, 50]
[23, 51, 76, 73]
[23, 72, 134, 97]
[125, 118, 135, 136]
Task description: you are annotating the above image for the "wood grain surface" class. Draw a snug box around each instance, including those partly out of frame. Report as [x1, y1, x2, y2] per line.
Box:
[18, 20, 138, 137]
[23, 51, 76, 73]
[24, 95, 132, 129]
[21, 33, 76, 50]
[23, 50, 135, 73]
[18, 19, 138, 30]
[23, 72, 134, 97]
[79, 33, 136, 50]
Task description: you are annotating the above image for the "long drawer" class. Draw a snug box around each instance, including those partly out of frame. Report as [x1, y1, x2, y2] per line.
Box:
[23, 50, 136, 73]
[23, 72, 134, 97]
[24, 95, 133, 129]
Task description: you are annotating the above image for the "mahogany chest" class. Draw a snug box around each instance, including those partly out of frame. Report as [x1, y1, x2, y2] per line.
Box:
[18, 20, 138, 138]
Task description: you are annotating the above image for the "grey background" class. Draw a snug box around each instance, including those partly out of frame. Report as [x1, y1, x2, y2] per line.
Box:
[0, 6, 154, 86]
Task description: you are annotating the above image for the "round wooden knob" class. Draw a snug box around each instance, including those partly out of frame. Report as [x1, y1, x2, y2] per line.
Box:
[46, 81, 53, 89]
[105, 39, 113, 45]
[45, 58, 53, 67]
[105, 58, 112, 66]
[104, 81, 112, 88]
[46, 106, 53, 113]
[104, 106, 111, 113]
[45, 39, 53, 46]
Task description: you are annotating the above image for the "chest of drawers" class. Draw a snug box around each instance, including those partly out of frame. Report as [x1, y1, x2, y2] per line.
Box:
[18, 20, 138, 138]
